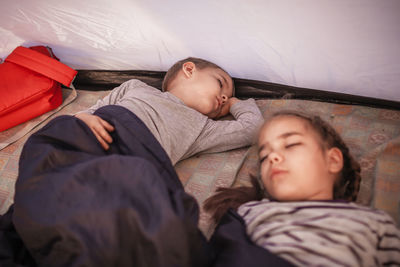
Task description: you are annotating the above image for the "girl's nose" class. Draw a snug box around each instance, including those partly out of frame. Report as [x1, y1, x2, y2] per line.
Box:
[268, 152, 282, 164]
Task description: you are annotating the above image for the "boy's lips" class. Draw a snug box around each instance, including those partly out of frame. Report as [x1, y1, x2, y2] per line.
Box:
[215, 99, 223, 113]
[216, 98, 222, 108]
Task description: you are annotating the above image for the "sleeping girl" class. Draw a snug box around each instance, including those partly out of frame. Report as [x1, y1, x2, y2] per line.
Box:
[204, 110, 400, 267]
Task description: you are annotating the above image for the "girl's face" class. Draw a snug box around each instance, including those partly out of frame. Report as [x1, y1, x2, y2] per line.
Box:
[258, 115, 338, 201]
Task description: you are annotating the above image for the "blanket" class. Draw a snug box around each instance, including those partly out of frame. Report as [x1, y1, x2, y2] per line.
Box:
[208, 209, 294, 267]
[0, 105, 210, 267]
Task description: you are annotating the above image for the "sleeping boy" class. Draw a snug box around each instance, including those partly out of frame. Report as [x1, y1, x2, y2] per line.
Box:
[76, 57, 264, 165]
[2, 57, 264, 266]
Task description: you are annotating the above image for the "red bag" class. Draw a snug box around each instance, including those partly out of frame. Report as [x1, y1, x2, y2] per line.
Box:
[0, 46, 77, 132]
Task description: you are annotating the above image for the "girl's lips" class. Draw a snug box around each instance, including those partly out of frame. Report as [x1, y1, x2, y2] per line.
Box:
[269, 169, 288, 179]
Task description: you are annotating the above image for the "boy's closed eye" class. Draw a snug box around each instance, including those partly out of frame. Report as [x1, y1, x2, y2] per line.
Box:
[218, 79, 223, 88]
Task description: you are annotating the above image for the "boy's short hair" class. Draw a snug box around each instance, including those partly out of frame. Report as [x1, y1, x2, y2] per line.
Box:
[162, 57, 235, 96]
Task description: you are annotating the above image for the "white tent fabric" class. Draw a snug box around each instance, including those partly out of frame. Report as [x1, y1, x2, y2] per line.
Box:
[1, 0, 399, 101]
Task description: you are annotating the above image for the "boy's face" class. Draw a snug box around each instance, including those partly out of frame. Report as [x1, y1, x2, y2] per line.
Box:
[180, 64, 234, 118]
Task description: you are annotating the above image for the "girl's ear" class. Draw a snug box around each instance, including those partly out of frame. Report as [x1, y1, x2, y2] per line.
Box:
[182, 62, 196, 78]
[327, 147, 343, 174]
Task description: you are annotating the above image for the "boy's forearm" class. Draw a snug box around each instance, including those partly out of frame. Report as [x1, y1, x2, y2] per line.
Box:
[230, 99, 264, 127]
[191, 99, 263, 156]
[229, 99, 264, 147]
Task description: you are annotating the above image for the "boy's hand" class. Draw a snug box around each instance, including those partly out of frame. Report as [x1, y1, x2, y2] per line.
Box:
[217, 97, 240, 118]
[75, 113, 114, 150]
[227, 97, 240, 107]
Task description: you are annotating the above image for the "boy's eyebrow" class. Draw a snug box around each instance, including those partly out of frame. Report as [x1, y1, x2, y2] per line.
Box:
[258, 131, 303, 153]
[222, 75, 228, 87]
[220, 74, 234, 96]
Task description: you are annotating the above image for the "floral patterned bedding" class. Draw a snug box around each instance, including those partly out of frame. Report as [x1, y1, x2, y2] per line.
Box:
[1, 88, 399, 237]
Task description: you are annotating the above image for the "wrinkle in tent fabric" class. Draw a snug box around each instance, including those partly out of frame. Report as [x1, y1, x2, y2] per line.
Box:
[0, 0, 400, 101]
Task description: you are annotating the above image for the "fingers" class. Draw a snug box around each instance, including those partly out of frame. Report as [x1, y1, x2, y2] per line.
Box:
[75, 113, 114, 150]
[97, 119, 114, 142]
[100, 119, 114, 132]
[92, 129, 111, 150]
[229, 97, 240, 106]
[92, 118, 114, 150]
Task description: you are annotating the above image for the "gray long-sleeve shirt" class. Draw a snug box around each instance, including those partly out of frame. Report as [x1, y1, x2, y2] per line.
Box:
[80, 79, 263, 165]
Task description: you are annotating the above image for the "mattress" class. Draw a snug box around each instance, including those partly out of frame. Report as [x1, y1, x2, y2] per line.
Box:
[1, 81, 399, 238]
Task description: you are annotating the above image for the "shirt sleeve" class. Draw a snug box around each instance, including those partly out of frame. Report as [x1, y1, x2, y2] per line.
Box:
[75, 79, 136, 115]
[377, 214, 400, 266]
[184, 98, 264, 158]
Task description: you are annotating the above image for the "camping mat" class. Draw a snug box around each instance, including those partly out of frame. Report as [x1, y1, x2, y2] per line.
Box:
[1, 89, 399, 237]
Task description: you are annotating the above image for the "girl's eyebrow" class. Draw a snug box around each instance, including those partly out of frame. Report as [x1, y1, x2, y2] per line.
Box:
[258, 131, 303, 153]
[258, 143, 270, 154]
[279, 131, 303, 139]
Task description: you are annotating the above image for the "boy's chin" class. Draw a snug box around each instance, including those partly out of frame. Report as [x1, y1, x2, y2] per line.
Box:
[213, 107, 230, 119]
[205, 110, 221, 119]
[210, 112, 227, 119]
[204, 105, 230, 119]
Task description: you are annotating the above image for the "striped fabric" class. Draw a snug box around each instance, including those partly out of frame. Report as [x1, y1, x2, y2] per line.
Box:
[238, 199, 400, 266]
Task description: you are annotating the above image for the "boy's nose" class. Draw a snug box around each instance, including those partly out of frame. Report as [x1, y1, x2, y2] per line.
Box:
[221, 95, 228, 104]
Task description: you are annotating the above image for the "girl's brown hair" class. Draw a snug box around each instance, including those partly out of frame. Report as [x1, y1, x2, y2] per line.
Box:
[162, 57, 235, 95]
[203, 110, 362, 224]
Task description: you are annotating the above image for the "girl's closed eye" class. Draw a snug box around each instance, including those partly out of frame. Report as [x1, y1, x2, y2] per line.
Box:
[259, 143, 301, 163]
[259, 154, 269, 163]
[285, 142, 302, 149]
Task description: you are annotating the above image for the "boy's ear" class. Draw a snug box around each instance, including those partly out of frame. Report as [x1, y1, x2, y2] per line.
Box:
[182, 62, 196, 78]
[327, 147, 343, 174]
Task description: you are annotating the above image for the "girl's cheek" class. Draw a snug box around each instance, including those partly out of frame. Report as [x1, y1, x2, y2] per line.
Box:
[260, 165, 269, 182]
[261, 175, 269, 190]
[260, 163, 267, 174]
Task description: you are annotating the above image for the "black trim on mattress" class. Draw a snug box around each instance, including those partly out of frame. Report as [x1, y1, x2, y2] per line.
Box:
[73, 70, 400, 110]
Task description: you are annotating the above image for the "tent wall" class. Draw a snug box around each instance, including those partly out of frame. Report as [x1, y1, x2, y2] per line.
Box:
[1, 0, 399, 101]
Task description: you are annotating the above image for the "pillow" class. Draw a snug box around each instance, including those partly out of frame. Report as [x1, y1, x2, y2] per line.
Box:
[178, 99, 400, 236]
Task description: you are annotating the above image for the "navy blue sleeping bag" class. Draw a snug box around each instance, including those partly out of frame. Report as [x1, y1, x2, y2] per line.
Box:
[0, 105, 210, 267]
[0, 105, 293, 267]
